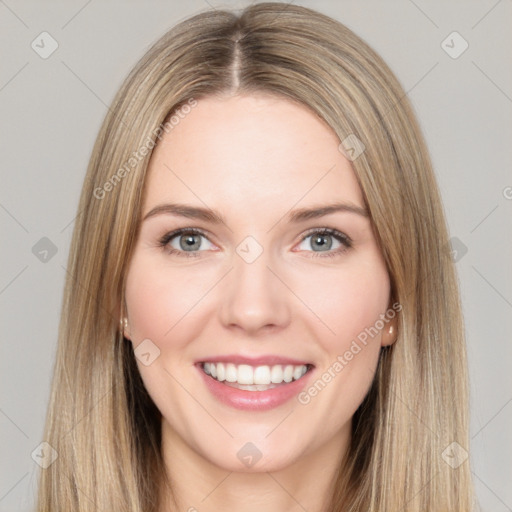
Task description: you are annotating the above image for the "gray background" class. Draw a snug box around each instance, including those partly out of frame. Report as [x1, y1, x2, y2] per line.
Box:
[1, 0, 511, 510]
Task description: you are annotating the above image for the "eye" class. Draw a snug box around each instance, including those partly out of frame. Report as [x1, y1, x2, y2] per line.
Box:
[296, 228, 352, 257]
[158, 228, 215, 256]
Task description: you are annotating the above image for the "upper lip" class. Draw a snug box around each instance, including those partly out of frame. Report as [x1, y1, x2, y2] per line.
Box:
[196, 354, 313, 367]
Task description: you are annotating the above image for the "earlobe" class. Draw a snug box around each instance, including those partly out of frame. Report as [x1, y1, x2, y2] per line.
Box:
[120, 317, 130, 340]
[381, 316, 398, 347]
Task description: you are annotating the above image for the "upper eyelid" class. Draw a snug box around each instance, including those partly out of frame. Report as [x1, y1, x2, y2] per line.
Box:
[160, 227, 213, 244]
[296, 227, 352, 246]
[302, 227, 351, 240]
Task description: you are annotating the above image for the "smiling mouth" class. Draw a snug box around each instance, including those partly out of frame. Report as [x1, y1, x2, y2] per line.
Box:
[200, 362, 314, 391]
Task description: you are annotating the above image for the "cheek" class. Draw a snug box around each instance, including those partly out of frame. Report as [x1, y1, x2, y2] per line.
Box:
[124, 253, 212, 344]
[291, 257, 390, 419]
[293, 257, 391, 349]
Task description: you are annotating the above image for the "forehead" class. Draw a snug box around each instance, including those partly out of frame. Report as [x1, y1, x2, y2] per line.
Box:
[143, 94, 364, 216]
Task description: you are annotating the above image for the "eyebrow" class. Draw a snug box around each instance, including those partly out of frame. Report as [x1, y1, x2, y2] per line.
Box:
[286, 202, 368, 222]
[142, 201, 368, 224]
[143, 203, 226, 224]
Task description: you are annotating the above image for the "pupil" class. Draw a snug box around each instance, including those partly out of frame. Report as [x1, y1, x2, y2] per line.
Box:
[180, 234, 200, 251]
[312, 234, 332, 251]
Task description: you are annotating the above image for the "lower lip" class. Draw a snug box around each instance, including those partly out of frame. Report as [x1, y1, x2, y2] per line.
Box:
[197, 365, 314, 411]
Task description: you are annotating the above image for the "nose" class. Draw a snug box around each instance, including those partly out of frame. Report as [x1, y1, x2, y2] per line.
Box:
[218, 249, 291, 335]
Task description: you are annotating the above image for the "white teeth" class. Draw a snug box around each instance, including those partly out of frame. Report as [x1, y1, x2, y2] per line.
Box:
[293, 365, 304, 380]
[225, 363, 237, 383]
[237, 364, 254, 385]
[270, 365, 284, 383]
[283, 365, 294, 383]
[216, 362, 226, 381]
[253, 365, 271, 385]
[202, 362, 309, 386]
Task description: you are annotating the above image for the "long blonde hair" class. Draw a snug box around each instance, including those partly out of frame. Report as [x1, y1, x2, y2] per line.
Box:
[37, 3, 473, 511]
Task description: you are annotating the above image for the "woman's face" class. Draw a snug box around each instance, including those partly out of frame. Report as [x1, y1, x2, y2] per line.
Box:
[124, 94, 396, 473]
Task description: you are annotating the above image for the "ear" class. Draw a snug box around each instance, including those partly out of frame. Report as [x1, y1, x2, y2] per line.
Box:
[118, 296, 131, 340]
[381, 314, 398, 347]
[120, 316, 131, 340]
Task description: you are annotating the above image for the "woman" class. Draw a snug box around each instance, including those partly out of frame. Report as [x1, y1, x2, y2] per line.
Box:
[37, 3, 474, 511]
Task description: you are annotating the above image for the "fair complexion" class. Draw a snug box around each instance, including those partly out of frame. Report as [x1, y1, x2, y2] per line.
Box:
[123, 94, 397, 512]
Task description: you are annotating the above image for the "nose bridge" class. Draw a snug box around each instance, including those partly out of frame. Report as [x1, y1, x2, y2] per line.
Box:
[219, 241, 290, 332]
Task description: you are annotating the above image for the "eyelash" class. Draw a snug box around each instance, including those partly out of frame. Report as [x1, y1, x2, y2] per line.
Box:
[158, 228, 209, 258]
[157, 227, 353, 259]
[298, 228, 352, 258]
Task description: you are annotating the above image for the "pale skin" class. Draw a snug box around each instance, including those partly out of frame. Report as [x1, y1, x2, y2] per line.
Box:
[123, 94, 397, 512]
